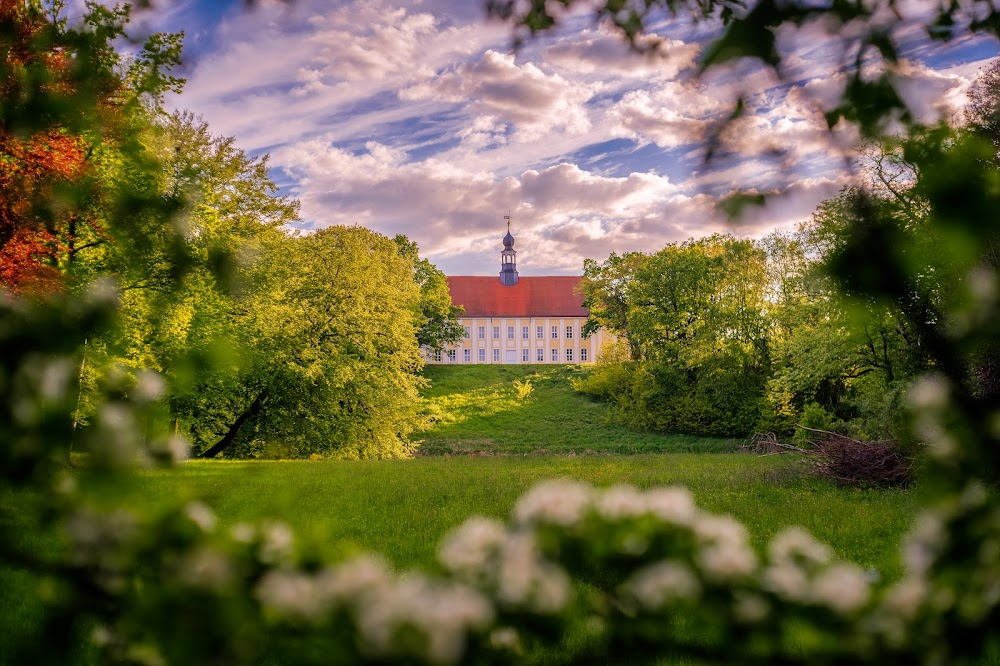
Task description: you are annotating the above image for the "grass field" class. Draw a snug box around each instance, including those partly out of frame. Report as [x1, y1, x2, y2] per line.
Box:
[417, 365, 738, 454]
[1, 366, 926, 663]
[122, 455, 919, 577]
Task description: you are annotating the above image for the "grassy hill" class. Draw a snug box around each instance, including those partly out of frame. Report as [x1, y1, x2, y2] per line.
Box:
[416, 365, 738, 455]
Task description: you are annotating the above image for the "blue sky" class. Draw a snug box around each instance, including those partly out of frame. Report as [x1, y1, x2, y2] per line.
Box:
[113, 0, 998, 275]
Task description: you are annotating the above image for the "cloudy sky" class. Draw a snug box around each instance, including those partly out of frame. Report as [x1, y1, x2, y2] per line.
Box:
[120, 0, 997, 275]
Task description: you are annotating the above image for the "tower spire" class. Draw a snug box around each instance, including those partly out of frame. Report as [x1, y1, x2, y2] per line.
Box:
[499, 213, 518, 286]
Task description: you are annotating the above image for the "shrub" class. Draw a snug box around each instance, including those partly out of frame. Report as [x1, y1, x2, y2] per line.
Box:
[792, 402, 840, 446]
[512, 378, 534, 400]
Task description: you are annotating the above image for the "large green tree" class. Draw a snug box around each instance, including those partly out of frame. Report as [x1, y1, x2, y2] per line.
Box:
[578, 235, 771, 435]
[194, 226, 426, 459]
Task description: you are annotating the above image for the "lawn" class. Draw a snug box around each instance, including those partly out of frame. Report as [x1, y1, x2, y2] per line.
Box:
[417, 365, 738, 454]
[1, 366, 925, 664]
[71, 455, 921, 577]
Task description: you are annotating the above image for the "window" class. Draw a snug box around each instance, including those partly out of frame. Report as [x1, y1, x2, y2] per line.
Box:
[478, 326, 485, 339]
[507, 326, 515, 339]
[566, 325, 574, 339]
[433, 350, 442, 362]
[536, 325, 543, 339]
[464, 349, 471, 362]
[551, 326, 558, 339]
[537, 348, 544, 362]
[493, 326, 500, 340]
[522, 349, 529, 362]
[447, 349, 456, 362]
[522, 326, 529, 339]
[463, 326, 470, 339]
[551, 348, 558, 362]
[566, 348, 573, 362]
[493, 349, 500, 362]
[478, 349, 485, 362]
[581, 348, 588, 362]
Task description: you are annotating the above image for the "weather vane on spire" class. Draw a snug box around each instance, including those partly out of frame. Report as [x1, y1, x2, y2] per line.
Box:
[499, 211, 518, 285]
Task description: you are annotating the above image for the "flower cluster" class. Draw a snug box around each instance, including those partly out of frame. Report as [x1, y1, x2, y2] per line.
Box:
[256, 556, 494, 664]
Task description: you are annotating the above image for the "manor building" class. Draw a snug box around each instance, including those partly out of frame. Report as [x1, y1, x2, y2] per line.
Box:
[425, 221, 613, 365]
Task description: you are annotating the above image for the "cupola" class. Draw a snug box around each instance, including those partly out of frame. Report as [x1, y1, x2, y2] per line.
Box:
[499, 215, 519, 286]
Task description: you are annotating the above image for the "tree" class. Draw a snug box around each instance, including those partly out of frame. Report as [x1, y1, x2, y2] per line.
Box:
[580, 251, 646, 360]
[0, 1, 183, 292]
[194, 226, 426, 459]
[577, 236, 771, 435]
[394, 234, 465, 353]
[966, 57, 1000, 149]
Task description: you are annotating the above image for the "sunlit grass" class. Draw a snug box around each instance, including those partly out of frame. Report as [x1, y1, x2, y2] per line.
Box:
[122, 455, 917, 577]
[1, 455, 922, 664]
[417, 365, 738, 454]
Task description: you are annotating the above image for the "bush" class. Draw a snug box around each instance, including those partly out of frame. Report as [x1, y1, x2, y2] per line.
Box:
[512, 378, 534, 400]
[792, 402, 840, 446]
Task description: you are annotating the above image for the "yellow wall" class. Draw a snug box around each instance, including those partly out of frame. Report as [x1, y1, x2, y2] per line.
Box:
[424, 316, 614, 365]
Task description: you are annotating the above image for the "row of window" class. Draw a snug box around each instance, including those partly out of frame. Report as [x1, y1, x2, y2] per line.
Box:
[463, 325, 577, 340]
[432, 348, 588, 362]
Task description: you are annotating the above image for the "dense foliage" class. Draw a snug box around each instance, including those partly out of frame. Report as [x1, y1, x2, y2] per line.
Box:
[576, 122, 992, 441]
[0, 2, 461, 460]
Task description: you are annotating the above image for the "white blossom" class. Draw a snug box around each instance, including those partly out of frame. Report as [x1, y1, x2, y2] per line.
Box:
[354, 573, 493, 665]
[177, 548, 233, 591]
[883, 576, 928, 620]
[694, 514, 749, 548]
[697, 542, 758, 580]
[133, 370, 166, 403]
[596, 485, 647, 520]
[908, 374, 950, 410]
[913, 413, 959, 458]
[39, 358, 73, 401]
[625, 560, 701, 609]
[256, 570, 326, 620]
[496, 533, 571, 614]
[764, 563, 810, 600]
[513, 479, 594, 527]
[438, 516, 506, 579]
[959, 480, 988, 509]
[315, 555, 392, 605]
[66, 509, 138, 565]
[694, 514, 757, 580]
[94, 403, 140, 462]
[155, 435, 190, 463]
[769, 526, 833, 567]
[230, 522, 255, 544]
[259, 521, 294, 564]
[811, 564, 870, 614]
[904, 512, 946, 575]
[488, 627, 520, 651]
[645, 487, 697, 525]
[183, 501, 217, 533]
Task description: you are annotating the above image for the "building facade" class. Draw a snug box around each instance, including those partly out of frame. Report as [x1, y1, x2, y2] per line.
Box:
[425, 224, 613, 365]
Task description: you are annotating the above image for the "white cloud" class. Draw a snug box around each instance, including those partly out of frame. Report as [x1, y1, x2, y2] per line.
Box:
[401, 50, 600, 140]
[158, 0, 1000, 274]
[543, 25, 701, 80]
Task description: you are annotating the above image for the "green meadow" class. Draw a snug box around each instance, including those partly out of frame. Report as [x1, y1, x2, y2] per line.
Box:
[417, 365, 738, 455]
[1, 366, 924, 663]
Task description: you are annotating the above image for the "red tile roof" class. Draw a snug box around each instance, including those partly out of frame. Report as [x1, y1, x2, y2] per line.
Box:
[447, 276, 588, 318]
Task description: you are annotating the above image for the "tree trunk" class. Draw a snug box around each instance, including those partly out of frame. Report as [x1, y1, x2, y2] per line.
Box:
[199, 391, 266, 458]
